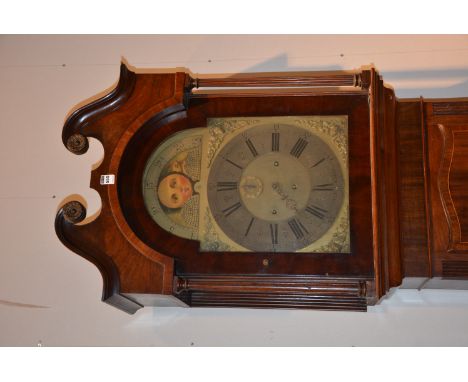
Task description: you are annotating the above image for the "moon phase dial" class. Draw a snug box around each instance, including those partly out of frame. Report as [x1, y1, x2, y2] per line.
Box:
[207, 123, 346, 252]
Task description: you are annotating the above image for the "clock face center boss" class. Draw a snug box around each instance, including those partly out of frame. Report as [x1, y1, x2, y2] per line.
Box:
[238, 152, 311, 222]
[142, 116, 350, 253]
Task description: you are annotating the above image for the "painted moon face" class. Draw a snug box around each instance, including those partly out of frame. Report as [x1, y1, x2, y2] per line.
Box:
[157, 173, 193, 209]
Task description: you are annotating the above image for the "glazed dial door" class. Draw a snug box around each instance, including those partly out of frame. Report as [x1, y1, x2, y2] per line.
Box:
[206, 123, 346, 252]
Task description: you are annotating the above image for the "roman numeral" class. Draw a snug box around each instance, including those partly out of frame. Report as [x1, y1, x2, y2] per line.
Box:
[270, 223, 278, 245]
[217, 181, 238, 192]
[244, 217, 255, 237]
[290, 138, 308, 158]
[224, 157, 243, 170]
[245, 139, 258, 157]
[222, 202, 242, 217]
[313, 183, 335, 191]
[311, 157, 326, 168]
[288, 218, 309, 239]
[272, 132, 280, 152]
[305, 205, 327, 220]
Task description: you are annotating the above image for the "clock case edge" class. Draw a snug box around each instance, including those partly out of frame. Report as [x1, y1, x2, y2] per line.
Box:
[56, 63, 401, 313]
[57, 64, 187, 313]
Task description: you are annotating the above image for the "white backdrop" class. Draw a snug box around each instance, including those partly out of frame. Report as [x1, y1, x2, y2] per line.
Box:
[1, 35, 468, 346]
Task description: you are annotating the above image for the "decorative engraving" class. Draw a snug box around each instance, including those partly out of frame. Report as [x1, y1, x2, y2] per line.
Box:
[206, 118, 261, 167]
[62, 201, 86, 224]
[202, 207, 232, 251]
[313, 206, 350, 253]
[294, 117, 348, 164]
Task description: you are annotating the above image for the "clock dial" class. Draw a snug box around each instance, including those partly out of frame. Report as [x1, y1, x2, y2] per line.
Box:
[206, 123, 345, 252]
[142, 129, 204, 240]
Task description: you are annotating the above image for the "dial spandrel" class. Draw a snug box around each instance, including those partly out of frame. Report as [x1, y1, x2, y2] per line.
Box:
[201, 116, 350, 253]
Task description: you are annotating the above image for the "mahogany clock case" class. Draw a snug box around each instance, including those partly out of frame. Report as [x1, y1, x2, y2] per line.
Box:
[118, 92, 373, 277]
[55, 63, 468, 313]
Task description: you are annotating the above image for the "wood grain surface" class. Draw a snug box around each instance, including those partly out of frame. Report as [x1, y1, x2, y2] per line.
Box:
[56, 64, 468, 313]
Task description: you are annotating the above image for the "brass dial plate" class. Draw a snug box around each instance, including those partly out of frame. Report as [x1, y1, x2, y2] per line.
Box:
[205, 120, 347, 252]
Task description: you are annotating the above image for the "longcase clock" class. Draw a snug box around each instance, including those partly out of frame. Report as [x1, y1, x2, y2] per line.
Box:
[55, 63, 468, 313]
